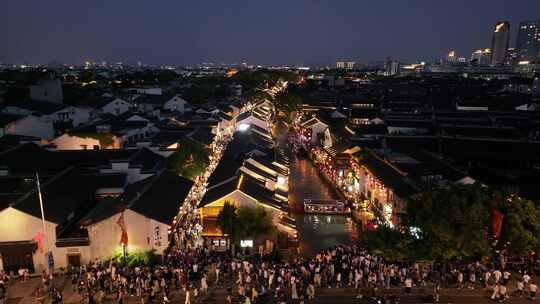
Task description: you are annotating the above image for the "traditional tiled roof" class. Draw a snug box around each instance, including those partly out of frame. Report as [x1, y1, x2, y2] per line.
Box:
[200, 177, 238, 207]
[151, 130, 192, 147]
[242, 161, 277, 182]
[81, 170, 193, 226]
[0, 143, 135, 175]
[135, 94, 175, 105]
[361, 152, 420, 198]
[95, 97, 129, 108]
[206, 151, 244, 188]
[188, 127, 215, 146]
[249, 154, 288, 176]
[126, 170, 193, 224]
[129, 148, 166, 173]
[0, 143, 167, 177]
[200, 174, 286, 212]
[12, 167, 127, 224]
[0, 113, 24, 126]
[3, 100, 68, 115]
[217, 111, 233, 121]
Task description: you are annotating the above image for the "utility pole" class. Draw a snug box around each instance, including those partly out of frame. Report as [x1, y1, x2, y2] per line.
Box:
[36, 172, 53, 273]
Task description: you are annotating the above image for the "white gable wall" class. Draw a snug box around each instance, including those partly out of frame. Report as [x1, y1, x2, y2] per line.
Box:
[102, 98, 131, 116]
[0, 207, 91, 273]
[49, 133, 121, 150]
[163, 96, 188, 112]
[86, 209, 170, 262]
[4, 115, 55, 140]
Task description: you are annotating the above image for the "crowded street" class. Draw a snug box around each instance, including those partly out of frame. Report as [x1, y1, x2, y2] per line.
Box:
[0, 99, 539, 304]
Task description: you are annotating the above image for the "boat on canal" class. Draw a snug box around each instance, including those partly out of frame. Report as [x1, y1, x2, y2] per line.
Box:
[303, 199, 351, 215]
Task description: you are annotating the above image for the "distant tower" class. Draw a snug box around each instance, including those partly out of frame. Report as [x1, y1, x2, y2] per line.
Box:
[532, 76, 540, 96]
[505, 48, 518, 65]
[491, 21, 511, 65]
[446, 49, 457, 64]
[471, 49, 492, 66]
[516, 20, 540, 63]
[385, 57, 400, 76]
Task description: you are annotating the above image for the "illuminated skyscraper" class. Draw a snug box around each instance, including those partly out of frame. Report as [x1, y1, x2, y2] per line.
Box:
[516, 20, 540, 63]
[470, 49, 491, 66]
[446, 49, 457, 63]
[491, 21, 510, 65]
[385, 58, 400, 76]
[505, 48, 518, 65]
[336, 61, 355, 70]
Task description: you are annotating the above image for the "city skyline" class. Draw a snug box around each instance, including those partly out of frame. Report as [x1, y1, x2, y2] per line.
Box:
[1, 1, 540, 66]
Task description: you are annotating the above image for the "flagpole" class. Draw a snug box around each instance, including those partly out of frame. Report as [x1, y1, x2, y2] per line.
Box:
[36, 172, 51, 272]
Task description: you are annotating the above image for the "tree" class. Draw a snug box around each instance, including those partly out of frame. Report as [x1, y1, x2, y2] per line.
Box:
[498, 195, 540, 254]
[167, 138, 209, 180]
[360, 225, 412, 261]
[216, 201, 238, 253]
[236, 206, 275, 240]
[274, 90, 302, 122]
[364, 184, 540, 261]
[216, 203, 276, 253]
[407, 183, 492, 259]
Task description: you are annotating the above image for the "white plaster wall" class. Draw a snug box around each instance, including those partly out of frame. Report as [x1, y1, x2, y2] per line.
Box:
[0, 207, 90, 272]
[5, 116, 54, 140]
[310, 123, 328, 144]
[50, 134, 121, 150]
[66, 107, 92, 126]
[102, 99, 130, 116]
[163, 96, 187, 112]
[87, 209, 170, 262]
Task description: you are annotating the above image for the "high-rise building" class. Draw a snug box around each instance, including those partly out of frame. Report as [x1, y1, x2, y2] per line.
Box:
[505, 48, 518, 65]
[491, 21, 511, 65]
[516, 20, 540, 63]
[533, 77, 540, 96]
[385, 59, 400, 76]
[471, 49, 492, 66]
[446, 50, 457, 64]
[336, 61, 355, 70]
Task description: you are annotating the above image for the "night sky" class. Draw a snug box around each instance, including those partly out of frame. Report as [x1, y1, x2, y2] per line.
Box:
[1, 0, 540, 65]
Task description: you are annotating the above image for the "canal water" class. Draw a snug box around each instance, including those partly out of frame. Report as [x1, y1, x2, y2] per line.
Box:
[275, 121, 358, 257]
[288, 154, 359, 257]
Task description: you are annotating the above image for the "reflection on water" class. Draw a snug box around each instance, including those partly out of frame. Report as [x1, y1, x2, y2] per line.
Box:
[288, 156, 359, 257]
[295, 213, 358, 257]
[303, 215, 348, 225]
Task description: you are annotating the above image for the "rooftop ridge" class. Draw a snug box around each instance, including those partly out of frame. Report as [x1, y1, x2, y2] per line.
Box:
[126, 168, 165, 209]
[11, 165, 76, 210]
[368, 149, 408, 177]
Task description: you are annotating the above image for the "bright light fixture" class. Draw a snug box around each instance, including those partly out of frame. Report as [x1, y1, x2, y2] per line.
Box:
[237, 123, 250, 132]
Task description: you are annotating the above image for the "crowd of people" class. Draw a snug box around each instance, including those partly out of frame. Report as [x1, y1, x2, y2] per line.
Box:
[212, 245, 539, 304]
[1, 244, 539, 303]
